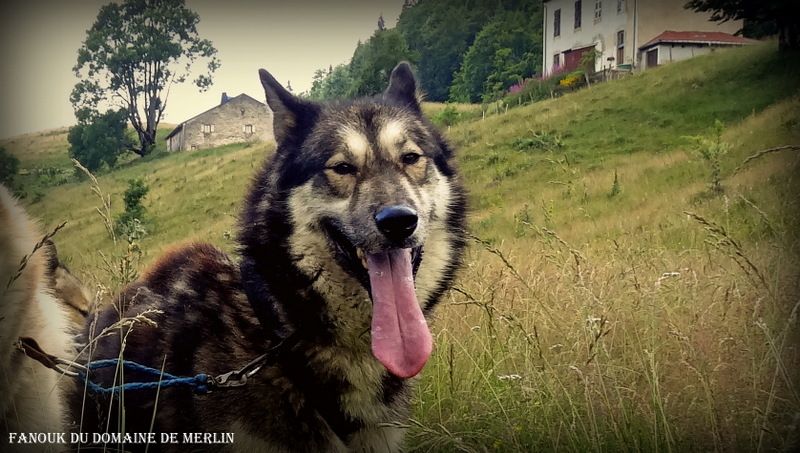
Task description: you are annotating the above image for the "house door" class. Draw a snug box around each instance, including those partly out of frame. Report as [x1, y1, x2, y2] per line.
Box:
[563, 45, 595, 72]
[646, 49, 658, 68]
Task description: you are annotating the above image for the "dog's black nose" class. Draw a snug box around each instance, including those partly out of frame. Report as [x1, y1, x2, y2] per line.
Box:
[375, 205, 418, 242]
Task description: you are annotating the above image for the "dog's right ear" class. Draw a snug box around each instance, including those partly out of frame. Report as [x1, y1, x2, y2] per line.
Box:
[384, 62, 420, 112]
[259, 68, 318, 145]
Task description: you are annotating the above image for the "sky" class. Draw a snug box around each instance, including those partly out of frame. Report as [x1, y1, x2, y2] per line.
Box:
[0, 0, 403, 139]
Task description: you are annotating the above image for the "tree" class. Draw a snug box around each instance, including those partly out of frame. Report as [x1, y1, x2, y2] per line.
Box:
[307, 64, 353, 100]
[0, 147, 19, 186]
[72, 0, 220, 157]
[397, 0, 498, 101]
[68, 109, 134, 172]
[348, 29, 416, 97]
[450, 6, 542, 103]
[307, 0, 544, 102]
[684, 0, 800, 50]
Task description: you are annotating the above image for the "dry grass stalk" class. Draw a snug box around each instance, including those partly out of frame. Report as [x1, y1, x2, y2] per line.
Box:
[732, 144, 800, 175]
[72, 158, 116, 244]
[684, 211, 771, 296]
[4, 221, 67, 290]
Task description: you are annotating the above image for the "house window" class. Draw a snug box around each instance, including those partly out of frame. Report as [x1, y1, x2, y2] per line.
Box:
[243, 124, 254, 134]
[617, 30, 625, 64]
[617, 0, 624, 14]
[574, 0, 582, 29]
[554, 9, 561, 37]
[594, 0, 602, 21]
[202, 124, 214, 133]
[553, 53, 561, 69]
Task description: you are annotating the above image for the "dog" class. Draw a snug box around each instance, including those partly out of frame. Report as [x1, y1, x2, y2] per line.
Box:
[0, 186, 73, 450]
[69, 62, 467, 452]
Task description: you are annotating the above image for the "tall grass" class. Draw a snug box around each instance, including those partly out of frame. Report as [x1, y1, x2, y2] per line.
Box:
[414, 207, 798, 450]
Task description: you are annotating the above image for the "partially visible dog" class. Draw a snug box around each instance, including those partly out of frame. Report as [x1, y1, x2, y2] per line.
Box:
[43, 240, 93, 327]
[70, 62, 467, 452]
[0, 186, 73, 444]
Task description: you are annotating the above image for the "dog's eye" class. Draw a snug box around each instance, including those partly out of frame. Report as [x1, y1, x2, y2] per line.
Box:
[330, 162, 357, 175]
[401, 152, 422, 165]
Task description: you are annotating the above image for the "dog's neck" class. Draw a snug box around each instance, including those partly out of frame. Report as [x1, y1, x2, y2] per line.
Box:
[239, 256, 409, 443]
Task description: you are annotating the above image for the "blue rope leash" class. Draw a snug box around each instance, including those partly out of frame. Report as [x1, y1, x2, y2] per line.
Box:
[16, 336, 279, 396]
[77, 358, 210, 395]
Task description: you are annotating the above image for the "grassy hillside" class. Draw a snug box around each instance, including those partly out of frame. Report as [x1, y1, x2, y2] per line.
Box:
[8, 43, 800, 451]
[0, 124, 176, 200]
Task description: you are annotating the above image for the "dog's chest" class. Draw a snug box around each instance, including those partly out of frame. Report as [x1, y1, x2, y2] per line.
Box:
[225, 351, 408, 452]
[229, 421, 405, 453]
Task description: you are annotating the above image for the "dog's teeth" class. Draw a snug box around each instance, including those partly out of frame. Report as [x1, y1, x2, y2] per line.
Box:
[356, 248, 367, 268]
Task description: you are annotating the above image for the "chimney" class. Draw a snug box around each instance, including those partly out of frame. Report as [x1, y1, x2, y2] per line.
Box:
[220, 92, 229, 105]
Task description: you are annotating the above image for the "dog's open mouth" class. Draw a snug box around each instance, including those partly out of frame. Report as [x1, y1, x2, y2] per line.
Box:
[322, 221, 429, 379]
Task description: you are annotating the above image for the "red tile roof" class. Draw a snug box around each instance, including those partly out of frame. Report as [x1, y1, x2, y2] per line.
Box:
[640, 31, 757, 49]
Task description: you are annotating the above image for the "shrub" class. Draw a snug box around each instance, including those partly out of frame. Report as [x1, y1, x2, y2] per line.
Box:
[502, 67, 570, 107]
[0, 147, 20, 186]
[557, 70, 586, 90]
[512, 130, 564, 151]
[608, 169, 621, 198]
[115, 178, 149, 238]
[433, 104, 461, 127]
[687, 120, 730, 195]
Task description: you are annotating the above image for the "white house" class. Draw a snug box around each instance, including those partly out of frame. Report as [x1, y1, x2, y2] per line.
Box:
[639, 30, 756, 69]
[541, 0, 744, 76]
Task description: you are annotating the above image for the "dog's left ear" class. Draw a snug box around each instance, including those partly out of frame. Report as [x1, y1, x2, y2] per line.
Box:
[384, 62, 420, 112]
[259, 68, 318, 145]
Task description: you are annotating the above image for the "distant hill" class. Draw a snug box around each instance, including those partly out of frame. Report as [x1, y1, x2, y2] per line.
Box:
[1, 123, 176, 198]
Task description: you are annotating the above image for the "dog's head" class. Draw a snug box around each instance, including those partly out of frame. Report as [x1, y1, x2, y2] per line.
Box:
[240, 63, 466, 379]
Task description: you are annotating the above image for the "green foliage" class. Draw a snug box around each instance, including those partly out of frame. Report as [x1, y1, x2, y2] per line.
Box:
[307, 65, 353, 100]
[308, 0, 543, 103]
[307, 29, 415, 100]
[684, 0, 799, 50]
[0, 147, 20, 186]
[397, 0, 498, 101]
[432, 104, 461, 127]
[115, 178, 150, 237]
[68, 109, 133, 172]
[348, 29, 416, 97]
[579, 48, 601, 73]
[72, 0, 220, 156]
[450, 7, 542, 103]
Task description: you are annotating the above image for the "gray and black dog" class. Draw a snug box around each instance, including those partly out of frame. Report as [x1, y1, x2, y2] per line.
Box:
[70, 62, 467, 452]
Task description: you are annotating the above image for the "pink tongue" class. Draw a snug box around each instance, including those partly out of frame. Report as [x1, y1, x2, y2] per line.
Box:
[367, 249, 432, 379]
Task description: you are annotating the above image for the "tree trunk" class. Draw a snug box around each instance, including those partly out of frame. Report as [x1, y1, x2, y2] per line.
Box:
[778, 20, 800, 51]
[132, 128, 156, 157]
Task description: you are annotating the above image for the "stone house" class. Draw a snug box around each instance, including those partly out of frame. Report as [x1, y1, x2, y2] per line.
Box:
[541, 0, 745, 76]
[165, 93, 274, 152]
